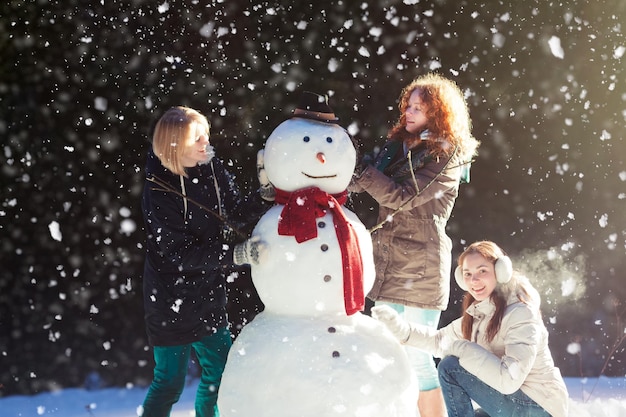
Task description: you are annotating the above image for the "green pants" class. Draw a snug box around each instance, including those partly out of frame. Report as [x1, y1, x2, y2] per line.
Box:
[141, 328, 232, 417]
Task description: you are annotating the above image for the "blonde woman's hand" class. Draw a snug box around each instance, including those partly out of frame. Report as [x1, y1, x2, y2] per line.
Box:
[233, 235, 268, 265]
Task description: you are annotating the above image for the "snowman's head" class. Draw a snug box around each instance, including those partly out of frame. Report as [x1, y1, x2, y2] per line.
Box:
[264, 117, 356, 194]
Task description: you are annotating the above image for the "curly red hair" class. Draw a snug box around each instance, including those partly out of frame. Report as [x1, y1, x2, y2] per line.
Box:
[388, 73, 479, 161]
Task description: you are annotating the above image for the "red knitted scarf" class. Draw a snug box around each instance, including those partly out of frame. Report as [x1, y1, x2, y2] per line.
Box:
[275, 187, 364, 315]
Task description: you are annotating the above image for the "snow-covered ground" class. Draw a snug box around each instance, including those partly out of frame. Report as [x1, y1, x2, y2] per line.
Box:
[1, 376, 624, 417]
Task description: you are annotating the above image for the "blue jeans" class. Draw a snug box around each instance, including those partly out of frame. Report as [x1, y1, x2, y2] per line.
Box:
[379, 302, 441, 391]
[438, 356, 551, 417]
[141, 328, 232, 417]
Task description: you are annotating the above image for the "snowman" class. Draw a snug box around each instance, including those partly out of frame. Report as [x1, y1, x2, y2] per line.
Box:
[218, 92, 417, 417]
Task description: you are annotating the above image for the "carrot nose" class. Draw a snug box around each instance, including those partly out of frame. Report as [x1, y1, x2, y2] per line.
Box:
[316, 152, 326, 163]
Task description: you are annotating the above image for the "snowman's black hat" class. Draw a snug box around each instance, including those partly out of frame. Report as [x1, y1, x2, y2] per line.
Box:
[292, 91, 339, 124]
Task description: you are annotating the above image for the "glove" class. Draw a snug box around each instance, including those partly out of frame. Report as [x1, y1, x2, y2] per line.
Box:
[257, 149, 275, 202]
[233, 235, 268, 265]
[353, 152, 374, 179]
[371, 305, 411, 343]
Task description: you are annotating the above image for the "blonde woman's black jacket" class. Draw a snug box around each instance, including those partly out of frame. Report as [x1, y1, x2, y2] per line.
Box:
[142, 150, 266, 346]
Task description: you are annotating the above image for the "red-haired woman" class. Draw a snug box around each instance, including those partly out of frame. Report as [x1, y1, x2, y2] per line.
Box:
[351, 73, 480, 416]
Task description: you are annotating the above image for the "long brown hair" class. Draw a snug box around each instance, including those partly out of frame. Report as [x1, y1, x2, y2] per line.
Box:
[458, 241, 531, 342]
[152, 106, 210, 177]
[388, 73, 479, 162]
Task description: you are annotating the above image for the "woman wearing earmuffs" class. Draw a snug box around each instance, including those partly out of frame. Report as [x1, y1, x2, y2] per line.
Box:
[371, 241, 568, 417]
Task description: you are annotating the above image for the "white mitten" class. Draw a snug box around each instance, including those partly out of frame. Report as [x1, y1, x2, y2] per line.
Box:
[371, 305, 411, 343]
[233, 236, 268, 266]
[257, 149, 275, 202]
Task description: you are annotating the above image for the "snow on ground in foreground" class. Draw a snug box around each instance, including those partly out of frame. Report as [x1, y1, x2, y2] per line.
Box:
[0, 376, 624, 417]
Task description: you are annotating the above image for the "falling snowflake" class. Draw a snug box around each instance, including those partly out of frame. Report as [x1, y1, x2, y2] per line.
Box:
[567, 342, 581, 355]
[548, 36, 564, 59]
[171, 299, 183, 313]
[49, 221, 62, 242]
[561, 277, 577, 297]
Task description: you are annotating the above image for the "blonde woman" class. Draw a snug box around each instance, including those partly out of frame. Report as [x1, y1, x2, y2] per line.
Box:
[141, 106, 266, 417]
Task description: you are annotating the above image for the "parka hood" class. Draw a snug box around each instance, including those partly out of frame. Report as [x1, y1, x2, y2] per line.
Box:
[145, 149, 167, 178]
[496, 273, 541, 309]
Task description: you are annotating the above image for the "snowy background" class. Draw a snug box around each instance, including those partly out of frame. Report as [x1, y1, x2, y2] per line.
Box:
[1, 0, 624, 404]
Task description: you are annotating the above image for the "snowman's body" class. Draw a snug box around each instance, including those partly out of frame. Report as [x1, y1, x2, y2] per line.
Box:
[251, 203, 371, 316]
[218, 117, 416, 417]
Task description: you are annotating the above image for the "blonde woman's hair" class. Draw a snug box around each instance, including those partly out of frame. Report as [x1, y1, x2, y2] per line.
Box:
[152, 106, 210, 176]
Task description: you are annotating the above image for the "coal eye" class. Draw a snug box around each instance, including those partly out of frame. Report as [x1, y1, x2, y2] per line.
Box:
[303, 136, 310, 142]
[326, 137, 333, 143]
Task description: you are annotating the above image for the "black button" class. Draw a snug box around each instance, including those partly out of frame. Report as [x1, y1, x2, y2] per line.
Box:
[332, 351, 340, 358]
[323, 275, 331, 282]
[328, 327, 336, 333]
[321, 244, 329, 251]
[318, 221, 326, 228]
